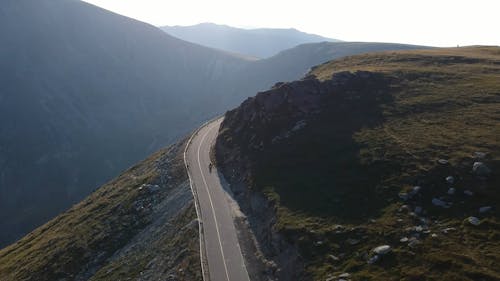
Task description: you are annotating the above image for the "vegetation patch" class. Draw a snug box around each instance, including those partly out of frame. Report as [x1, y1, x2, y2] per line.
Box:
[0, 141, 201, 281]
[219, 46, 500, 280]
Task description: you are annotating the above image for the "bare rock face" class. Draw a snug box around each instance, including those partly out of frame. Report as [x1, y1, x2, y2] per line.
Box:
[215, 70, 389, 280]
[372, 245, 392, 255]
[467, 216, 481, 226]
[472, 162, 491, 177]
[219, 71, 386, 155]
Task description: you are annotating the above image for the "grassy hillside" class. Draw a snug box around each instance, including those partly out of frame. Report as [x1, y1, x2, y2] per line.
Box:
[0, 140, 201, 281]
[0, 0, 427, 247]
[220, 42, 429, 116]
[217, 46, 500, 280]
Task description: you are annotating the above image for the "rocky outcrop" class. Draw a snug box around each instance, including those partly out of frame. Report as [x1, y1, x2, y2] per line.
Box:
[219, 71, 388, 155]
[215, 71, 390, 280]
[472, 162, 491, 177]
[215, 47, 500, 281]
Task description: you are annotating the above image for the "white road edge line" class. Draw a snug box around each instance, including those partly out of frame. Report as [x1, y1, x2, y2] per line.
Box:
[184, 126, 208, 281]
[197, 123, 232, 281]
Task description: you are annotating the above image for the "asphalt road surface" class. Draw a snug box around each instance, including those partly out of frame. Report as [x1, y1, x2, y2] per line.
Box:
[186, 118, 250, 281]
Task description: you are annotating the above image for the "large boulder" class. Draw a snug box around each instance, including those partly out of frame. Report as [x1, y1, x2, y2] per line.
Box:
[372, 245, 392, 255]
[467, 216, 481, 226]
[472, 162, 491, 177]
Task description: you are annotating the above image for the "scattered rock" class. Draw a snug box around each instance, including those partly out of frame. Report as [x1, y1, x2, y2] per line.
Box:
[333, 225, 345, 231]
[431, 233, 438, 238]
[372, 245, 391, 255]
[291, 120, 307, 132]
[399, 186, 422, 202]
[328, 254, 340, 261]
[438, 159, 449, 165]
[472, 162, 491, 177]
[479, 206, 492, 213]
[467, 216, 481, 226]
[446, 176, 455, 184]
[473, 152, 487, 159]
[414, 206, 423, 214]
[415, 226, 423, 232]
[338, 273, 351, 278]
[447, 187, 456, 195]
[139, 184, 160, 193]
[367, 255, 380, 264]
[464, 190, 474, 196]
[400, 237, 409, 243]
[399, 205, 410, 212]
[346, 238, 360, 245]
[408, 237, 420, 248]
[442, 227, 456, 234]
[399, 192, 409, 201]
[432, 198, 451, 208]
[419, 217, 429, 224]
[409, 186, 422, 197]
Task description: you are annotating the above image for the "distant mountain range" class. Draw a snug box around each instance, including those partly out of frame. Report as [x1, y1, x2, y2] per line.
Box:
[0, 0, 426, 247]
[161, 23, 341, 58]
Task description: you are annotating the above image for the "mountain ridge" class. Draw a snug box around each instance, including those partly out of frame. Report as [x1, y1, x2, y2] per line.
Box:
[216, 46, 500, 280]
[161, 22, 340, 58]
[0, 140, 201, 281]
[0, 0, 428, 247]
[0, 0, 248, 247]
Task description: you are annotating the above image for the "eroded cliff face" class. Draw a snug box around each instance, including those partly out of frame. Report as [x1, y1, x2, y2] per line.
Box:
[217, 71, 388, 154]
[215, 71, 389, 280]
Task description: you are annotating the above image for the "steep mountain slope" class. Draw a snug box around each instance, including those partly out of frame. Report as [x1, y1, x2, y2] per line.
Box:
[217, 42, 428, 116]
[216, 47, 500, 280]
[0, 140, 200, 281]
[0, 0, 428, 248]
[0, 0, 248, 247]
[161, 22, 340, 58]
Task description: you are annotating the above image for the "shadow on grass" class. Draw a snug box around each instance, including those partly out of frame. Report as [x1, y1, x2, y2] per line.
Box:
[251, 72, 398, 222]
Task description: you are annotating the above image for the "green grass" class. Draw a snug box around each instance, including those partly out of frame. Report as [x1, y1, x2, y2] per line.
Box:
[0, 141, 201, 281]
[89, 206, 201, 281]
[220, 46, 500, 280]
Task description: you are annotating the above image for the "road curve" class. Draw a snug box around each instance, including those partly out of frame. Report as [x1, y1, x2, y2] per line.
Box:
[185, 118, 250, 281]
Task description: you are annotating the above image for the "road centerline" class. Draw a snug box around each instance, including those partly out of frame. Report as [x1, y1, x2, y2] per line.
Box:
[197, 124, 231, 281]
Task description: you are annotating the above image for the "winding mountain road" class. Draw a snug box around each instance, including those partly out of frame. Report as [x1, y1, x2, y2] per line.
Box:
[185, 118, 250, 281]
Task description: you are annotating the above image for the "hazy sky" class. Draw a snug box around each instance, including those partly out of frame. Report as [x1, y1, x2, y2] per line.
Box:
[82, 0, 499, 47]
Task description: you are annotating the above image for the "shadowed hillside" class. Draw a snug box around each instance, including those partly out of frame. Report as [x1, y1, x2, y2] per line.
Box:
[217, 42, 429, 117]
[0, 0, 427, 247]
[0, 0, 248, 247]
[161, 22, 340, 58]
[0, 140, 200, 281]
[216, 46, 500, 280]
